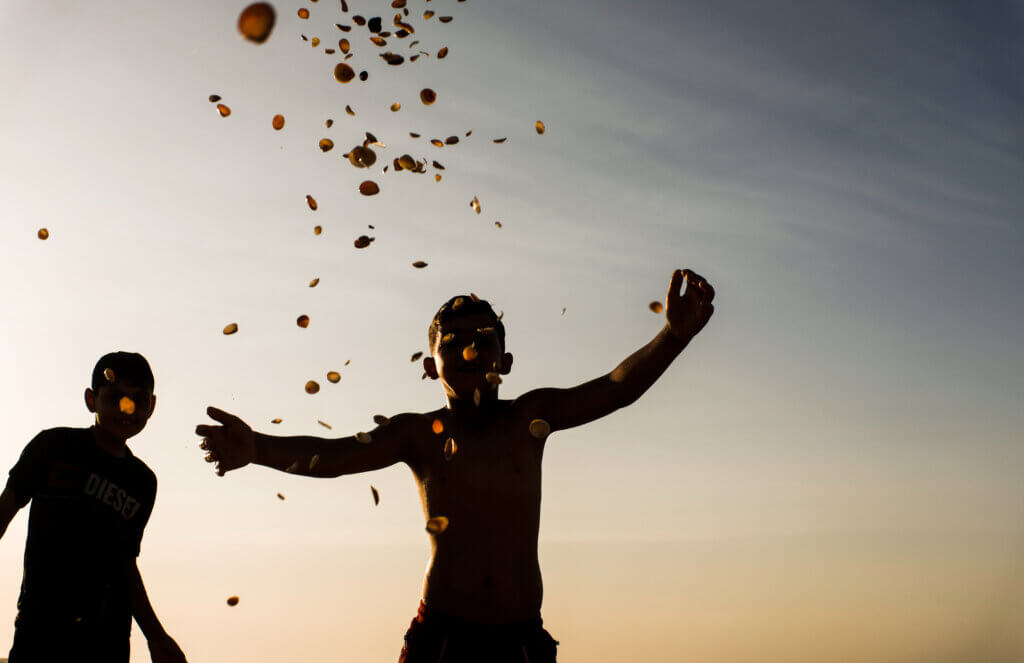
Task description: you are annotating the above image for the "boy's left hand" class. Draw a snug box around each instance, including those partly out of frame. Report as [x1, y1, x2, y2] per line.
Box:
[665, 268, 715, 341]
[148, 633, 187, 663]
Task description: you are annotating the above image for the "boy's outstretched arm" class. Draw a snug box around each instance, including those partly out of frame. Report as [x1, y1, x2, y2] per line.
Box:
[196, 408, 416, 477]
[518, 269, 715, 432]
[129, 561, 187, 663]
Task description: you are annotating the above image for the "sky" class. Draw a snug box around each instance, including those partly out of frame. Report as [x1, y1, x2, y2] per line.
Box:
[0, 1, 1022, 661]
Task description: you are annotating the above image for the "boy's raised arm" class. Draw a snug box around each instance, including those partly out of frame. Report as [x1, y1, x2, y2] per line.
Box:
[518, 269, 715, 433]
[196, 407, 417, 477]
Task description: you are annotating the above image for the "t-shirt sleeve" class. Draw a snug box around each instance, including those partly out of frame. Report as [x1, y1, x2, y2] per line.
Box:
[7, 431, 52, 509]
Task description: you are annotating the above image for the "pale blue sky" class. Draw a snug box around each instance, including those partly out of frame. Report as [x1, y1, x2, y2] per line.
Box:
[0, 1, 1021, 661]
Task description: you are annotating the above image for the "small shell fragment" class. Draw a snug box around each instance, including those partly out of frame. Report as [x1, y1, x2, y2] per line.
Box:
[311, 37, 320, 47]
[334, 62, 356, 83]
[297, 8, 310, 19]
[297, 314, 310, 328]
[443, 437, 457, 460]
[286, 460, 301, 473]
[37, 228, 50, 240]
[217, 104, 231, 117]
[345, 105, 355, 116]
[272, 114, 285, 130]
[314, 225, 323, 235]
[310, 454, 320, 468]
[441, 333, 455, 343]
[238, 3, 276, 43]
[119, 397, 136, 415]
[494, 221, 503, 228]
[326, 118, 334, 127]
[410, 351, 423, 362]
[104, 368, 116, 382]
[373, 415, 391, 426]
[223, 323, 239, 335]
[437, 46, 448, 58]
[209, 94, 222, 102]
[529, 419, 551, 439]
[319, 138, 334, 152]
[485, 372, 502, 385]
[426, 516, 449, 533]
[305, 380, 320, 394]
[390, 102, 401, 111]
[462, 345, 478, 361]
[355, 431, 372, 444]
[271, 418, 282, 424]
[327, 371, 341, 383]
[318, 420, 332, 430]
[536, 120, 546, 134]
[412, 260, 428, 268]
[493, 137, 507, 143]
[473, 388, 481, 406]
[276, 493, 285, 500]
[354, 235, 374, 248]
[339, 38, 350, 53]
[371, 485, 380, 505]
[432, 418, 444, 434]
[309, 278, 320, 287]
[359, 181, 380, 196]
[470, 196, 481, 214]
[306, 194, 318, 210]
[419, 88, 437, 105]
[445, 136, 459, 145]
[649, 301, 664, 314]
[349, 145, 377, 168]
[226, 596, 240, 606]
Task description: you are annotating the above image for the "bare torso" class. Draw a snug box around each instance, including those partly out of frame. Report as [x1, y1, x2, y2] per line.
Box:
[406, 400, 545, 623]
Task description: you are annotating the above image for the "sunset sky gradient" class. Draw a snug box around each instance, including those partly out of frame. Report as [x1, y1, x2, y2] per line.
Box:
[0, 1, 1022, 661]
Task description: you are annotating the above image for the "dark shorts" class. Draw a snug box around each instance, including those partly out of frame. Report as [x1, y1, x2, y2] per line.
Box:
[399, 601, 558, 663]
[9, 621, 128, 663]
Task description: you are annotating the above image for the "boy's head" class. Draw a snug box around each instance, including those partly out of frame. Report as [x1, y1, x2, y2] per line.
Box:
[424, 295, 512, 400]
[85, 352, 156, 441]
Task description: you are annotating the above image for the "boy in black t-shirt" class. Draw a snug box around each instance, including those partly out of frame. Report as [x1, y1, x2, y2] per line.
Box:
[0, 352, 186, 663]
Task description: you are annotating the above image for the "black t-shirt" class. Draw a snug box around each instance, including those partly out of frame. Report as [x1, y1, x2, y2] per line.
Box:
[7, 427, 157, 635]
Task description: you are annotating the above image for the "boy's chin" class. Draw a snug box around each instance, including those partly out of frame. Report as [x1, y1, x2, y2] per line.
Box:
[97, 420, 145, 440]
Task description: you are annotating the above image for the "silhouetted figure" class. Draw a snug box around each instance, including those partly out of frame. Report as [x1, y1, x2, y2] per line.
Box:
[197, 269, 715, 662]
[0, 352, 186, 663]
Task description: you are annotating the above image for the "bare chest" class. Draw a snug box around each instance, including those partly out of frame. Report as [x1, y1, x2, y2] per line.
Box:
[414, 421, 544, 518]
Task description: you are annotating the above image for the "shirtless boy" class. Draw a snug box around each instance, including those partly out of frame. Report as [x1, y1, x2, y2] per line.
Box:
[196, 268, 715, 662]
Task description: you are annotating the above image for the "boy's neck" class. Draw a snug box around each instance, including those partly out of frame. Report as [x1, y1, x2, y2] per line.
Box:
[90, 425, 129, 458]
[445, 388, 500, 422]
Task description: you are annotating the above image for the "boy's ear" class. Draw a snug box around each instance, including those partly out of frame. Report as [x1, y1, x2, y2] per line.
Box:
[500, 352, 513, 375]
[84, 388, 97, 413]
[423, 356, 439, 380]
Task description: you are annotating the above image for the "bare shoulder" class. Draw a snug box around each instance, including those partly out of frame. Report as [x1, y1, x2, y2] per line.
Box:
[394, 408, 448, 472]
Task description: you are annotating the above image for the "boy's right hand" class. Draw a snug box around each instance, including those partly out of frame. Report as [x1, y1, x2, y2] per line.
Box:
[196, 407, 255, 476]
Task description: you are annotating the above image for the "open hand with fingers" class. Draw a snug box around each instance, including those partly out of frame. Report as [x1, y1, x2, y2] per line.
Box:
[665, 269, 715, 342]
[195, 407, 256, 476]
